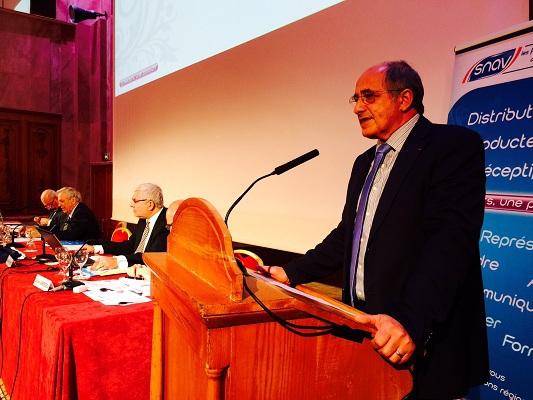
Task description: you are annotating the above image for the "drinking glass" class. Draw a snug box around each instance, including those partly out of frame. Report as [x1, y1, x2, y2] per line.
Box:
[54, 247, 72, 282]
[0, 226, 7, 246]
[73, 248, 90, 280]
[3, 226, 12, 245]
[25, 231, 37, 252]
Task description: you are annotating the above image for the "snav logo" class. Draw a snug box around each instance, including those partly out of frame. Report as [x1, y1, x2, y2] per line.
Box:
[462, 48, 521, 83]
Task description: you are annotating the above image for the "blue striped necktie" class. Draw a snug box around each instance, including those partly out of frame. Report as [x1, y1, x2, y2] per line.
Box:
[349, 143, 392, 307]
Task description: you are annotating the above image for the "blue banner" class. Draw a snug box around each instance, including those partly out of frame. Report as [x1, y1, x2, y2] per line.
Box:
[448, 22, 533, 400]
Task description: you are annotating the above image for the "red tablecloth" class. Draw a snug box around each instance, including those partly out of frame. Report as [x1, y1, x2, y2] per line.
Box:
[0, 253, 153, 400]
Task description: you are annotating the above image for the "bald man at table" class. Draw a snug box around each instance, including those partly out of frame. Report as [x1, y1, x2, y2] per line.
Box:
[34, 189, 68, 231]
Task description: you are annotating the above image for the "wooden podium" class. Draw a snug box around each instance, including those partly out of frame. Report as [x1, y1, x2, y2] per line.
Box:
[143, 198, 411, 400]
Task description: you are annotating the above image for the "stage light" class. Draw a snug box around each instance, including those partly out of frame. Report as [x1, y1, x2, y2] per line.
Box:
[68, 5, 107, 24]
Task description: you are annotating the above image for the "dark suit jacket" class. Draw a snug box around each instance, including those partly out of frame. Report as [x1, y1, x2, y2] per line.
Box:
[283, 117, 489, 398]
[99, 207, 168, 266]
[55, 202, 102, 241]
[48, 208, 68, 234]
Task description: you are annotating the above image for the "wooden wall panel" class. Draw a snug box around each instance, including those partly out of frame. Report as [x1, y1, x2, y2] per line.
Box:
[0, 109, 61, 217]
[0, 4, 112, 216]
[91, 162, 113, 238]
[0, 118, 22, 213]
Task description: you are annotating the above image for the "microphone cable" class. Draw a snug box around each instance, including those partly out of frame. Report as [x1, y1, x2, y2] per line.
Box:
[237, 259, 333, 337]
[238, 260, 415, 398]
[5, 290, 41, 397]
[0, 264, 49, 322]
[0, 262, 54, 376]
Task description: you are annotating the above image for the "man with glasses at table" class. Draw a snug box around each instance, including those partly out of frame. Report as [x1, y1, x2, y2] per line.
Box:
[86, 183, 169, 271]
[263, 61, 489, 399]
[27, 189, 67, 236]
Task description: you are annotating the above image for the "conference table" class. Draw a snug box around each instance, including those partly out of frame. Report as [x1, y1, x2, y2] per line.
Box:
[0, 242, 153, 400]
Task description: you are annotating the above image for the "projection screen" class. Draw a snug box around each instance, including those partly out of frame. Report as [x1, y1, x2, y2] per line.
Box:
[113, 0, 528, 253]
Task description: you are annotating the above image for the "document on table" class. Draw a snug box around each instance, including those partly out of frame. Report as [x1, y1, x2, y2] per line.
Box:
[81, 265, 129, 277]
[81, 278, 151, 306]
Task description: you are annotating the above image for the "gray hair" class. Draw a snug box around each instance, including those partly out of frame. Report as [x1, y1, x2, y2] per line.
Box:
[134, 183, 164, 208]
[41, 189, 58, 202]
[57, 187, 82, 202]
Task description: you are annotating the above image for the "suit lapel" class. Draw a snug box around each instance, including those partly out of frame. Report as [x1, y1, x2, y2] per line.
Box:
[369, 117, 432, 240]
[140, 207, 167, 251]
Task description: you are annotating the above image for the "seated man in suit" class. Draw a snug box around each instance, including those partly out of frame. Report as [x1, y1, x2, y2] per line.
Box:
[34, 189, 68, 231]
[55, 187, 102, 241]
[87, 183, 169, 271]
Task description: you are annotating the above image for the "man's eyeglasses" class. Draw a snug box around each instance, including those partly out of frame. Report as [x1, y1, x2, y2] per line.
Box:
[349, 89, 404, 105]
[132, 198, 149, 204]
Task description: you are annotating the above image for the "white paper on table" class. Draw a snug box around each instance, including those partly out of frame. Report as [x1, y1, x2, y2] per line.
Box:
[81, 279, 151, 306]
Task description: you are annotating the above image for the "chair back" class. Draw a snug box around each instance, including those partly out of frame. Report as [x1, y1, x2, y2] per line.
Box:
[111, 227, 131, 242]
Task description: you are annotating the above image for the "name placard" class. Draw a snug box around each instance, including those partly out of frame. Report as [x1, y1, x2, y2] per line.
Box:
[33, 274, 54, 292]
[5, 255, 14, 268]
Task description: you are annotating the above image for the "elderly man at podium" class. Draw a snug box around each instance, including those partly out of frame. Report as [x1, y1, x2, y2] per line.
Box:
[86, 183, 169, 271]
[265, 61, 489, 400]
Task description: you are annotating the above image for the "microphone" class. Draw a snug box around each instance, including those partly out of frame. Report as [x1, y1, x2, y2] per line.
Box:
[49, 280, 83, 292]
[49, 284, 67, 292]
[7, 223, 24, 248]
[224, 149, 319, 227]
[5, 204, 31, 216]
[273, 149, 319, 175]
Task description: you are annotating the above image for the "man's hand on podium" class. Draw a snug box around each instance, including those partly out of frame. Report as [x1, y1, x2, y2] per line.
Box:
[353, 313, 415, 365]
[256, 265, 290, 285]
[257, 265, 414, 365]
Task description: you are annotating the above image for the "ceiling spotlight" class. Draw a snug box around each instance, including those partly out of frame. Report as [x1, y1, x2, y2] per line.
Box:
[68, 5, 108, 24]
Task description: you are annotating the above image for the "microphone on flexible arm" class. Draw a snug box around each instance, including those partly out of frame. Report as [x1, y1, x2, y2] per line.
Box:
[222, 149, 334, 337]
[5, 204, 31, 216]
[224, 148, 320, 228]
[1, 205, 31, 248]
[8, 223, 25, 248]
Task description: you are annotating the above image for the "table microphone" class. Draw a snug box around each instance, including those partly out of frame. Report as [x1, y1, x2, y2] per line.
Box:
[224, 149, 319, 227]
[49, 281, 84, 292]
[4, 204, 31, 216]
[8, 223, 24, 248]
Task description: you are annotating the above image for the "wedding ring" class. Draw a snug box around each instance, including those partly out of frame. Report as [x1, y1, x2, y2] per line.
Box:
[395, 350, 403, 357]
